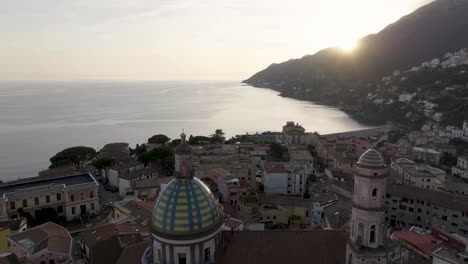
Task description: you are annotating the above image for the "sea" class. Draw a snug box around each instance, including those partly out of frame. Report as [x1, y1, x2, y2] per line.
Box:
[0, 81, 372, 181]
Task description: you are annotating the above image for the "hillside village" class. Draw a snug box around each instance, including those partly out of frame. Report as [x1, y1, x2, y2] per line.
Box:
[354, 48, 468, 127]
[0, 120, 468, 263]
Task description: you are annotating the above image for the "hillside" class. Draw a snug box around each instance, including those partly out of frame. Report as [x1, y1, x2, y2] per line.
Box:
[341, 49, 468, 127]
[243, 0, 468, 107]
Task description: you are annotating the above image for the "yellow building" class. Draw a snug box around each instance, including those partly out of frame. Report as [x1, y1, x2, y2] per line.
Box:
[0, 226, 11, 253]
[0, 218, 27, 253]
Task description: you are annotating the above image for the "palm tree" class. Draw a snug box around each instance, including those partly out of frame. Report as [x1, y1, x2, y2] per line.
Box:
[92, 157, 116, 184]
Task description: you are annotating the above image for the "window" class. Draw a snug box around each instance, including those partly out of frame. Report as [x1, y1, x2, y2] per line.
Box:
[357, 223, 364, 241]
[80, 192, 84, 200]
[72, 207, 76, 215]
[178, 253, 187, 264]
[34, 197, 39, 205]
[273, 215, 276, 220]
[306, 210, 309, 217]
[50, 260, 55, 264]
[11, 214, 17, 219]
[370, 225, 376, 244]
[22, 199, 28, 208]
[71, 194, 75, 202]
[91, 203, 95, 210]
[90, 191, 94, 199]
[10, 202, 15, 210]
[157, 249, 161, 262]
[204, 248, 211, 262]
[46, 195, 51, 203]
[57, 206, 63, 213]
[372, 188, 377, 199]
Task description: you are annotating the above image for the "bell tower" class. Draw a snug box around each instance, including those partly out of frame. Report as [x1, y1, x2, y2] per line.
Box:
[347, 149, 389, 263]
[174, 131, 193, 179]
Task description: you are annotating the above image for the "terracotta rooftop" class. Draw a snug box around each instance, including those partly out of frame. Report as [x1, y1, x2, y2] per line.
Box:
[223, 218, 243, 230]
[215, 230, 346, 264]
[80, 223, 148, 264]
[115, 200, 154, 226]
[388, 184, 468, 212]
[9, 222, 71, 256]
[115, 241, 150, 264]
[119, 166, 158, 180]
[111, 159, 142, 170]
[132, 176, 174, 189]
[290, 150, 314, 161]
[393, 230, 437, 257]
[263, 162, 287, 174]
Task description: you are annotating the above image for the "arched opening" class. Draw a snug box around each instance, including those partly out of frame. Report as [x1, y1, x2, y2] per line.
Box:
[372, 188, 378, 200]
[370, 225, 376, 244]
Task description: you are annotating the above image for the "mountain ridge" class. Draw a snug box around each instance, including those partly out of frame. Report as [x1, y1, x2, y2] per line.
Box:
[244, 0, 468, 93]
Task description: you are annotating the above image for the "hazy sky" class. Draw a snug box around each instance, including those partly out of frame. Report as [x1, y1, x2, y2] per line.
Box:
[0, 0, 433, 81]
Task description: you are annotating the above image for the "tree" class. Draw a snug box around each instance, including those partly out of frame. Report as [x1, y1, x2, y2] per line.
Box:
[440, 153, 458, 167]
[17, 208, 34, 227]
[270, 142, 288, 161]
[92, 157, 116, 183]
[130, 144, 147, 156]
[210, 129, 225, 144]
[148, 134, 171, 144]
[50, 146, 96, 169]
[188, 136, 211, 145]
[170, 139, 181, 147]
[138, 147, 174, 174]
[34, 208, 59, 226]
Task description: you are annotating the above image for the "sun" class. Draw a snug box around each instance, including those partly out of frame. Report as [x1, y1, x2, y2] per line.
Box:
[338, 39, 358, 52]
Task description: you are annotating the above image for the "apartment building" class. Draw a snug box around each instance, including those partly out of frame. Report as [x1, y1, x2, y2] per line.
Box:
[0, 173, 100, 221]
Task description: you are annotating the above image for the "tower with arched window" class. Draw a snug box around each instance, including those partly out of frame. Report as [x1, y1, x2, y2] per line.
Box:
[346, 149, 393, 263]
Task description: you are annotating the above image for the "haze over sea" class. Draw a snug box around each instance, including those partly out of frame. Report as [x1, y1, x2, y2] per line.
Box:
[0, 81, 371, 181]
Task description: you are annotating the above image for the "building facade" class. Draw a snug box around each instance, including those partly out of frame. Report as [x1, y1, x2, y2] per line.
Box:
[452, 156, 468, 179]
[391, 159, 446, 190]
[0, 173, 100, 221]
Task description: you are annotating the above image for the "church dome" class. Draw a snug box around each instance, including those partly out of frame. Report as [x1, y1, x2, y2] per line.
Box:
[151, 177, 221, 239]
[357, 149, 386, 169]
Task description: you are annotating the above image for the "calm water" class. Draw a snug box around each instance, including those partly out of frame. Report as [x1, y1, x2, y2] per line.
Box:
[0, 81, 371, 181]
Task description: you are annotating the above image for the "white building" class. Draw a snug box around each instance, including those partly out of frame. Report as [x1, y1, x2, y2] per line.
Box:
[398, 93, 415, 103]
[462, 120, 468, 142]
[262, 162, 288, 195]
[412, 147, 441, 165]
[446, 126, 464, 139]
[108, 159, 144, 187]
[452, 156, 468, 179]
[391, 159, 446, 190]
[218, 175, 248, 206]
[118, 166, 158, 196]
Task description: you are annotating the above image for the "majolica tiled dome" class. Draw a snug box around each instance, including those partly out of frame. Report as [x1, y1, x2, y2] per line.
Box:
[152, 177, 220, 237]
[357, 149, 386, 169]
